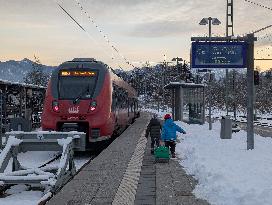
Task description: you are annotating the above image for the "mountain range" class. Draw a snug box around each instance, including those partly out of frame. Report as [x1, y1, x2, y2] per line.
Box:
[0, 58, 55, 83]
[0, 58, 269, 84]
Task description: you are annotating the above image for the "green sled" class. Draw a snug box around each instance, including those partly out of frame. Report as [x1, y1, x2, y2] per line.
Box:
[154, 146, 170, 162]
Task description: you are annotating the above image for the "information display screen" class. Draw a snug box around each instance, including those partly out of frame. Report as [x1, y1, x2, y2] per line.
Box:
[191, 42, 247, 69]
[60, 71, 97, 77]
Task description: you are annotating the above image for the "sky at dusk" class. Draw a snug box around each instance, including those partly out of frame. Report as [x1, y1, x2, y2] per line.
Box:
[1, 0, 272, 70]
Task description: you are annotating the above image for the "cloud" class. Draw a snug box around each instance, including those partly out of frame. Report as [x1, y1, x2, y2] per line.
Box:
[128, 20, 197, 38]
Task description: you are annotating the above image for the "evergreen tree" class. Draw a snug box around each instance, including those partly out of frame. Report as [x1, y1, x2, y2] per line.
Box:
[24, 55, 50, 87]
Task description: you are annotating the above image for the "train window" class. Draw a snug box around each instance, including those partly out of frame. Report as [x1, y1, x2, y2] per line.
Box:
[130, 100, 133, 112]
[112, 85, 130, 110]
[58, 74, 98, 100]
[112, 85, 118, 111]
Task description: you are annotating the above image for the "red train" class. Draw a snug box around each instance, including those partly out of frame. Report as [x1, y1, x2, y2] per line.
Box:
[41, 58, 139, 148]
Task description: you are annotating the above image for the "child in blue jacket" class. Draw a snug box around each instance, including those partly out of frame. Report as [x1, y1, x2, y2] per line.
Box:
[161, 114, 186, 158]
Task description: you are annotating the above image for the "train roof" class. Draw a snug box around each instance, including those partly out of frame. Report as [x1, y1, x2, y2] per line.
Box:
[110, 71, 137, 98]
[56, 58, 137, 98]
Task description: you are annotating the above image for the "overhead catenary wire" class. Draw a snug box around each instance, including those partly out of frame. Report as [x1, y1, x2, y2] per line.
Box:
[55, 1, 129, 72]
[56, 3, 114, 61]
[57, 3, 86, 32]
[74, 0, 135, 68]
[234, 0, 272, 36]
[244, 0, 272, 12]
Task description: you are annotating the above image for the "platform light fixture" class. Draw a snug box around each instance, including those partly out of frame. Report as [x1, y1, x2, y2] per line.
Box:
[199, 17, 221, 37]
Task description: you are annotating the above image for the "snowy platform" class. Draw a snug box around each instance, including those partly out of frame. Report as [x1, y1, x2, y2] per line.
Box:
[134, 136, 210, 205]
[47, 112, 210, 205]
[47, 113, 151, 205]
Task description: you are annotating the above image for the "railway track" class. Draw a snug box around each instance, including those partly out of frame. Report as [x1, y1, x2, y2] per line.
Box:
[207, 116, 272, 137]
[38, 153, 96, 205]
[0, 132, 114, 205]
[0, 151, 95, 205]
[238, 122, 272, 138]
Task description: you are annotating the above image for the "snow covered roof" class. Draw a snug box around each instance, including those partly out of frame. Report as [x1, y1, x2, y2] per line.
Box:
[0, 79, 46, 89]
[164, 82, 206, 89]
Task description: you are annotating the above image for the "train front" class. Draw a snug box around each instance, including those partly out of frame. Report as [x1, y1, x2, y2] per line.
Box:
[41, 58, 114, 145]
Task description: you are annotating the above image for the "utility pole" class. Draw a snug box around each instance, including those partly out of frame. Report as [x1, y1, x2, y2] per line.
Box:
[225, 70, 229, 116]
[208, 70, 212, 130]
[233, 70, 237, 121]
[207, 19, 214, 130]
[199, 16, 221, 130]
[226, 0, 234, 37]
[172, 57, 183, 80]
[226, 0, 234, 116]
[0, 90, 2, 149]
[208, 27, 212, 130]
[162, 55, 166, 111]
[246, 33, 255, 150]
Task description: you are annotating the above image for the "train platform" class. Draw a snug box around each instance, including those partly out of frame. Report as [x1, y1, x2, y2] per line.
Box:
[47, 113, 210, 205]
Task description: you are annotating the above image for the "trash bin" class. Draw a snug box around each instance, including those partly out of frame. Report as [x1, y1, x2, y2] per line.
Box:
[220, 116, 232, 139]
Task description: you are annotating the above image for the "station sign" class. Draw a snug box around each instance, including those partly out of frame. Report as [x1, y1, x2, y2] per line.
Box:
[191, 42, 247, 69]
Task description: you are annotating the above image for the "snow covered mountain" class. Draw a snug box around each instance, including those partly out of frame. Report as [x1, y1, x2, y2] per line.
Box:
[0, 58, 55, 83]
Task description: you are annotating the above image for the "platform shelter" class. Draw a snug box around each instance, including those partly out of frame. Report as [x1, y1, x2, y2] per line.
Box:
[164, 82, 205, 124]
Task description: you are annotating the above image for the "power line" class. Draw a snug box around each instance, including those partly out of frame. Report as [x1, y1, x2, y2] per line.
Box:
[253, 24, 272, 34]
[234, 0, 272, 36]
[55, 1, 129, 72]
[74, 0, 135, 68]
[57, 3, 86, 32]
[244, 0, 272, 12]
[55, 2, 113, 60]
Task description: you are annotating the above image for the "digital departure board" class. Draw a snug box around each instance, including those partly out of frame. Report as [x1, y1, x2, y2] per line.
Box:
[191, 42, 247, 69]
[60, 71, 97, 77]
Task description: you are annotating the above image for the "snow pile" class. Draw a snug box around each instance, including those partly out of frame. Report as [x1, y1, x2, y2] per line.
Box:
[176, 121, 272, 205]
[37, 192, 52, 204]
[0, 185, 42, 205]
[0, 136, 22, 168]
[140, 108, 171, 119]
[57, 137, 73, 175]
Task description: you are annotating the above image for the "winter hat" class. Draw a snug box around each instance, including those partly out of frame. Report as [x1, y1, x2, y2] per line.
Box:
[164, 114, 171, 119]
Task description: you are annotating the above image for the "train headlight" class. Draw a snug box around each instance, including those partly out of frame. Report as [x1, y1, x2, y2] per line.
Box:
[89, 101, 97, 112]
[52, 101, 60, 112]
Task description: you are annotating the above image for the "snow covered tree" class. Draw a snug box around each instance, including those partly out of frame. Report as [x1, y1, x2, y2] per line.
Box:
[24, 55, 50, 87]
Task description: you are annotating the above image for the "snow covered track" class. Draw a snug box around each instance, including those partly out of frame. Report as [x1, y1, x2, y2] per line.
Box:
[238, 122, 272, 138]
[0, 131, 87, 201]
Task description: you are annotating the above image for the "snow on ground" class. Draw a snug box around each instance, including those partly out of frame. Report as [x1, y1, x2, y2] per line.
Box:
[176, 121, 272, 205]
[141, 108, 169, 118]
[0, 185, 42, 205]
[18, 151, 58, 169]
[0, 150, 90, 205]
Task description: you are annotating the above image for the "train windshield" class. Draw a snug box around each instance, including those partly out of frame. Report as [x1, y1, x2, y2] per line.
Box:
[58, 71, 98, 100]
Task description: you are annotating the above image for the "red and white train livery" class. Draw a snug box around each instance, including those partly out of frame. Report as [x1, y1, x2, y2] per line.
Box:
[41, 58, 139, 148]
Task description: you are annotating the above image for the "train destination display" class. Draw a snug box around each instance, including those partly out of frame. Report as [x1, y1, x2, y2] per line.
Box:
[60, 71, 97, 77]
[191, 42, 247, 69]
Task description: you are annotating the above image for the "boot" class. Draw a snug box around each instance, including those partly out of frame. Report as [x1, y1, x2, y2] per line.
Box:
[171, 153, 176, 158]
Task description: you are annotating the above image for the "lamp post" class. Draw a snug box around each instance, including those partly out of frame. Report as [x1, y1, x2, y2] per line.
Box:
[172, 57, 183, 80]
[199, 17, 221, 130]
[199, 17, 221, 38]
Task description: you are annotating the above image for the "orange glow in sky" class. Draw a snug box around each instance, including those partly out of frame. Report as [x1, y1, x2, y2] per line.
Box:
[0, 0, 272, 71]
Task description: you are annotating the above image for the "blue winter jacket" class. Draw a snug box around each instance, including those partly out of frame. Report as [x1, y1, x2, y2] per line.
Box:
[161, 119, 185, 141]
